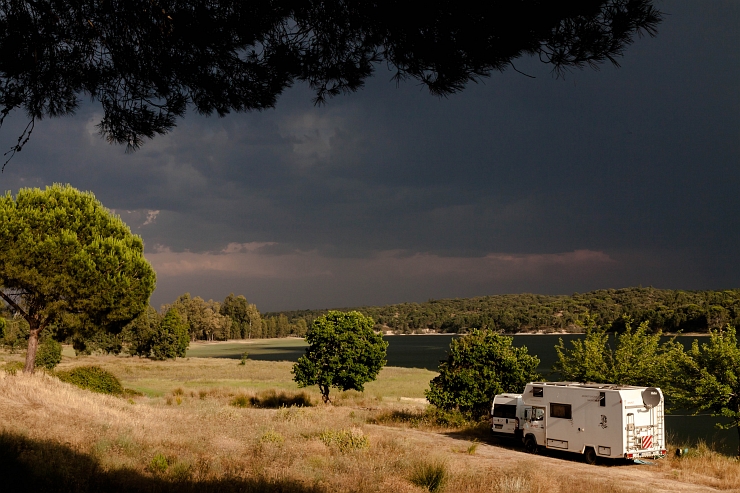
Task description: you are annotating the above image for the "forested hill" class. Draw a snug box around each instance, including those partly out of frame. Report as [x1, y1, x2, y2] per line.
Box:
[263, 287, 740, 334]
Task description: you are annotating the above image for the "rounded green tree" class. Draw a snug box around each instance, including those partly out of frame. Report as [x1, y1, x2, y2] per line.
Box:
[0, 184, 156, 373]
[292, 310, 388, 403]
[426, 329, 540, 419]
[151, 308, 190, 360]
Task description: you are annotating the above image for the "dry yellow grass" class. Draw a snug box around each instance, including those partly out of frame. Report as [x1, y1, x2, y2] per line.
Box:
[1, 352, 739, 492]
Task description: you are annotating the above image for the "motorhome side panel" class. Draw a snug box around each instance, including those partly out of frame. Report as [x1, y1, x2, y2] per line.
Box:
[585, 389, 627, 458]
[522, 384, 627, 457]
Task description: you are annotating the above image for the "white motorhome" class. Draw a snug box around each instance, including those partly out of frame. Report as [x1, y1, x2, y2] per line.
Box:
[491, 382, 666, 464]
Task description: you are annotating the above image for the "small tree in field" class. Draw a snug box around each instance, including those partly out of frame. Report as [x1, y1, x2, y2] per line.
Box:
[292, 311, 388, 403]
[0, 184, 156, 373]
[426, 329, 540, 419]
[150, 308, 189, 360]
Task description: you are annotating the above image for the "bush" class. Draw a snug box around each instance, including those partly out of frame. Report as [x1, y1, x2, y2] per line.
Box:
[149, 453, 168, 474]
[230, 390, 313, 409]
[151, 308, 189, 360]
[260, 430, 285, 445]
[318, 428, 370, 452]
[3, 361, 24, 375]
[35, 337, 62, 370]
[426, 329, 540, 419]
[56, 366, 124, 395]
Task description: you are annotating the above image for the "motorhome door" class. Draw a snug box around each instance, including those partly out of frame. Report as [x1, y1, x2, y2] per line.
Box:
[523, 406, 545, 443]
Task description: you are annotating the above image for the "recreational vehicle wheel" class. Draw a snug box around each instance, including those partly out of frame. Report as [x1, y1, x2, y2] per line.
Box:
[524, 435, 538, 454]
[584, 447, 597, 465]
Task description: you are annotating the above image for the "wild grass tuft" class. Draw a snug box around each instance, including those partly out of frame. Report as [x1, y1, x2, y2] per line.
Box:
[409, 459, 448, 493]
[230, 389, 313, 409]
[260, 430, 285, 445]
[148, 453, 168, 474]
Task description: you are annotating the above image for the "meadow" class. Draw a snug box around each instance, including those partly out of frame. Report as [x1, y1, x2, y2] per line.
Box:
[1, 345, 739, 493]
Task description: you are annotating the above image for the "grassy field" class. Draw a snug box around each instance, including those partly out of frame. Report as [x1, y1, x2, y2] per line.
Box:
[1, 347, 739, 493]
[186, 338, 308, 359]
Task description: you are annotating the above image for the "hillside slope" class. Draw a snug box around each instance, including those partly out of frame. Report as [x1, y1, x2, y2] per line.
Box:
[1, 366, 738, 492]
[265, 287, 740, 334]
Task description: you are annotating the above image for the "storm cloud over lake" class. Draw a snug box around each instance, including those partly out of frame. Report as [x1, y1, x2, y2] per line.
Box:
[1, 1, 737, 311]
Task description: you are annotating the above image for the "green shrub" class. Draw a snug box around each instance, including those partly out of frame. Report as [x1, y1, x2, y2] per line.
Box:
[3, 361, 24, 375]
[56, 366, 124, 395]
[409, 460, 448, 493]
[319, 428, 370, 452]
[149, 453, 168, 474]
[231, 394, 250, 408]
[260, 430, 285, 445]
[35, 337, 62, 370]
[150, 308, 188, 360]
[239, 351, 248, 365]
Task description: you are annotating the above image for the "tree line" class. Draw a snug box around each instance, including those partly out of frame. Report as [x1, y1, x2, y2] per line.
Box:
[0, 290, 310, 360]
[266, 287, 740, 335]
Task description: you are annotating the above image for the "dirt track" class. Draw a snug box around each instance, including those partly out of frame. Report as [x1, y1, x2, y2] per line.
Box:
[372, 425, 731, 493]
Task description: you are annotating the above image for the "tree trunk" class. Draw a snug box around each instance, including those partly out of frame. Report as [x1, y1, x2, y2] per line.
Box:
[320, 385, 331, 404]
[24, 325, 42, 374]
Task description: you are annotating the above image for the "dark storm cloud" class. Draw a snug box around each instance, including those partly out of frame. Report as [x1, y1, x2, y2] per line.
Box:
[0, 1, 737, 311]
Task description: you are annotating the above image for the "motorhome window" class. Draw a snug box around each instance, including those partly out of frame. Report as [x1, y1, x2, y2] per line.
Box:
[492, 404, 517, 419]
[533, 387, 544, 397]
[599, 392, 606, 407]
[533, 407, 545, 421]
[550, 403, 572, 419]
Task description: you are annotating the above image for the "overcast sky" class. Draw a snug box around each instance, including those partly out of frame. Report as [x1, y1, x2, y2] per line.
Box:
[1, 1, 738, 312]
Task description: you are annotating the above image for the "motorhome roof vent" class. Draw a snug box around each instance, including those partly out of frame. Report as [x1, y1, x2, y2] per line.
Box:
[642, 387, 661, 408]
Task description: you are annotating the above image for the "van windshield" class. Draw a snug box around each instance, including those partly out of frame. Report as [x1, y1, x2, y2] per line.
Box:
[492, 404, 517, 418]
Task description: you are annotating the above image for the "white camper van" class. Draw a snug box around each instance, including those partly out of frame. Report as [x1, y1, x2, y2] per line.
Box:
[491, 382, 666, 464]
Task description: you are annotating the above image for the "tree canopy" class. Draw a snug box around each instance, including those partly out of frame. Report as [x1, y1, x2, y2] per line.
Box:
[0, 0, 661, 160]
[0, 184, 156, 372]
[426, 329, 540, 419]
[678, 325, 740, 457]
[553, 317, 686, 405]
[267, 287, 740, 335]
[292, 310, 387, 403]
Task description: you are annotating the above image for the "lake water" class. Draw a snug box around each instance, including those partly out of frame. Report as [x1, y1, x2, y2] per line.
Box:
[187, 334, 737, 455]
